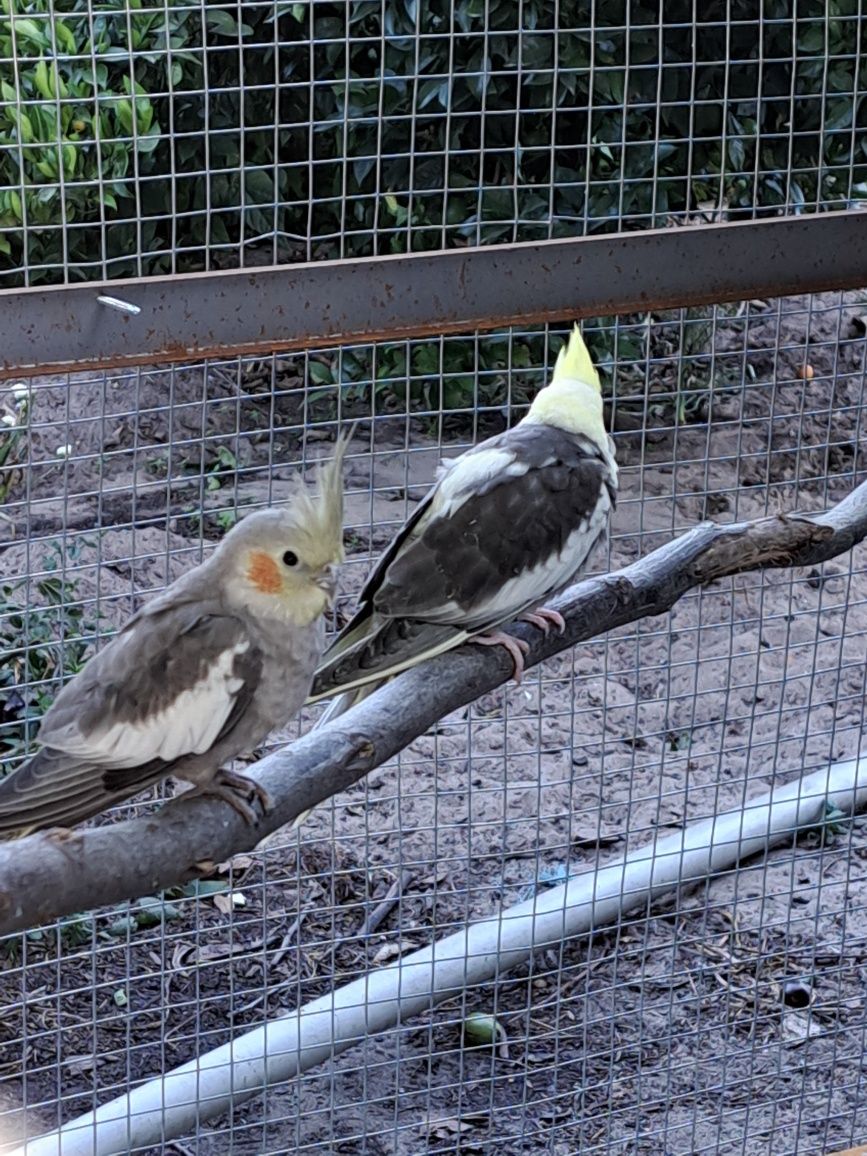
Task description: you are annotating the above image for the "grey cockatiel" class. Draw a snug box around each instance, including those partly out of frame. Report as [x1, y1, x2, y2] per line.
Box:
[306, 324, 618, 726]
[0, 438, 349, 839]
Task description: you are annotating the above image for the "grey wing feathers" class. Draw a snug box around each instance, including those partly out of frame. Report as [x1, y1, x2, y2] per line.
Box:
[39, 609, 245, 747]
[0, 747, 169, 839]
[352, 482, 441, 608]
[0, 610, 262, 837]
[307, 483, 447, 701]
[375, 436, 614, 624]
[309, 425, 616, 706]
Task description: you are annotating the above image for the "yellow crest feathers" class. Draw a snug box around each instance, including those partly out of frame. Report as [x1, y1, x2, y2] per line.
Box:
[523, 324, 606, 441]
[552, 324, 600, 392]
[259, 427, 351, 566]
[309, 428, 352, 558]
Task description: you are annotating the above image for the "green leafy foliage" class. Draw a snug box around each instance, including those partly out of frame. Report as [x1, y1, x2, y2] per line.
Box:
[302, 307, 741, 426]
[0, 383, 30, 500]
[0, 571, 100, 762]
[1, 0, 864, 285]
[306, 332, 543, 418]
[1, 1, 862, 417]
[0, 0, 191, 278]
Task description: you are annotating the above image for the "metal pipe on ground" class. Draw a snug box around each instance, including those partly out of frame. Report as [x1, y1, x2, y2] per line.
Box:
[16, 751, 867, 1155]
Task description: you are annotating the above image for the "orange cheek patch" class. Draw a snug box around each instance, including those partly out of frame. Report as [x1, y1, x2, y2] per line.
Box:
[247, 551, 282, 594]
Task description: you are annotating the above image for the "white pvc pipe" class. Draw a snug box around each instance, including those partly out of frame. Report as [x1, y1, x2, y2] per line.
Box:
[17, 753, 867, 1156]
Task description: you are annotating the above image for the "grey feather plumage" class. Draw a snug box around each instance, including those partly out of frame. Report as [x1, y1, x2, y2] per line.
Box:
[309, 423, 617, 722]
[0, 558, 323, 837]
[0, 437, 349, 838]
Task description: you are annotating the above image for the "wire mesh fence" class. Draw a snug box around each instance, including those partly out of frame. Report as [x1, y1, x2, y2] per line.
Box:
[1, 1, 866, 286]
[0, 294, 865, 1153]
[3, 2, 867, 1154]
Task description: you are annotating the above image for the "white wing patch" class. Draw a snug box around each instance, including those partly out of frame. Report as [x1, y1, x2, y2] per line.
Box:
[433, 444, 537, 520]
[47, 642, 250, 767]
[394, 448, 523, 550]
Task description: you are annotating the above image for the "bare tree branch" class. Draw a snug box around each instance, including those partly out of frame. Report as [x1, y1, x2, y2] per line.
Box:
[1, 480, 866, 936]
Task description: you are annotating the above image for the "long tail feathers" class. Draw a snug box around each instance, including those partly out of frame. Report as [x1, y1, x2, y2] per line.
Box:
[305, 608, 378, 704]
[313, 683, 377, 729]
[0, 749, 158, 839]
[308, 616, 467, 706]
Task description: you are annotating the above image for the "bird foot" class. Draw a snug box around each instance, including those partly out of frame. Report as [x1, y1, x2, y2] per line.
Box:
[180, 770, 272, 826]
[470, 631, 531, 684]
[45, 825, 78, 842]
[520, 607, 567, 636]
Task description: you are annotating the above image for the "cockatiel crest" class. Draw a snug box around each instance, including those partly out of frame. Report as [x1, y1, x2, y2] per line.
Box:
[222, 445, 348, 625]
[525, 322, 607, 447]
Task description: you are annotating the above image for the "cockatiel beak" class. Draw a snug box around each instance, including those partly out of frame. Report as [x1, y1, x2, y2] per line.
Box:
[315, 563, 339, 603]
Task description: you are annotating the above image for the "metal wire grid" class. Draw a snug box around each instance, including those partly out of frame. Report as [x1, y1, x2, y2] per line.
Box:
[1, 2, 865, 286]
[0, 297, 864, 1152]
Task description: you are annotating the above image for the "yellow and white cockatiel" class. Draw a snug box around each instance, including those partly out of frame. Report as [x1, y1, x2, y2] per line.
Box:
[305, 324, 618, 730]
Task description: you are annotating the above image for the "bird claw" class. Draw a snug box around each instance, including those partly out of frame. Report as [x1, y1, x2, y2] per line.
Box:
[520, 607, 567, 636]
[179, 770, 272, 826]
[470, 630, 531, 684]
[45, 825, 79, 843]
[217, 768, 272, 813]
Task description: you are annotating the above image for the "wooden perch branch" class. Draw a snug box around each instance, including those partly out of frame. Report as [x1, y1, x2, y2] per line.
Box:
[1, 480, 866, 936]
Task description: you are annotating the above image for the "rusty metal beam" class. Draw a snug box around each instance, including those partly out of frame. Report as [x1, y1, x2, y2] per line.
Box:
[1, 212, 866, 377]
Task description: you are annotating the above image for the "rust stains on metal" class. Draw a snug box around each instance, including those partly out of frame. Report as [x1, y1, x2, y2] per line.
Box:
[2, 212, 866, 377]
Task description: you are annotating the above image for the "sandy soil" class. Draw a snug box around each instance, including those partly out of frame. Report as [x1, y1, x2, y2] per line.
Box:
[0, 294, 866, 1154]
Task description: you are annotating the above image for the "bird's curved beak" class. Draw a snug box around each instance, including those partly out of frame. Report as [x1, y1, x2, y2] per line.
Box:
[315, 564, 338, 604]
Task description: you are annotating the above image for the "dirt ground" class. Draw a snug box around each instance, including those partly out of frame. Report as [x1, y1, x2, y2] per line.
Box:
[0, 294, 866, 1154]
